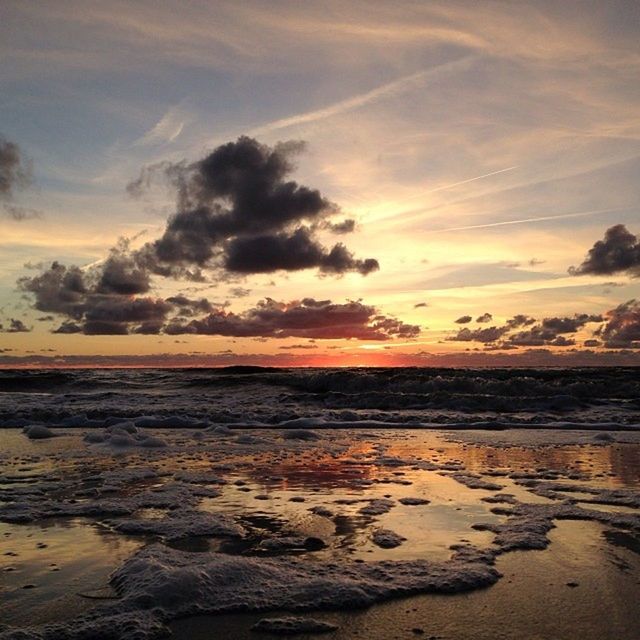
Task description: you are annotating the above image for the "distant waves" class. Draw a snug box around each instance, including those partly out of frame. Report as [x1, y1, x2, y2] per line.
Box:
[0, 367, 638, 430]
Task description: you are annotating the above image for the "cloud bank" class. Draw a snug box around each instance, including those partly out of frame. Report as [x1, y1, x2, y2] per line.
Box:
[19, 256, 416, 340]
[447, 312, 605, 349]
[17, 137, 392, 338]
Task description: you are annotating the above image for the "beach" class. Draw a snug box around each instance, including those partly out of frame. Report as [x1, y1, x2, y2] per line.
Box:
[1, 370, 639, 639]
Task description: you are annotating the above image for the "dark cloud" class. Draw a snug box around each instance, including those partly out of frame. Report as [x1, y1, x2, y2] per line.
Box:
[0, 136, 38, 220]
[503, 314, 601, 347]
[4, 318, 31, 333]
[20, 257, 408, 340]
[448, 326, 510, 343]
[3, 204, 40, 221]
[506, 314, 536, 328]
[540, 314, 602, 333]
[414, 302, 428, 308]
[97, 251, 150, 295]
[20, 261, 173, 335]
[165, 297, 420, 341]
[223, 228, 378, 275]
[82, 297, 172, 335]
[323, 219, 356, 234]
[570, 225, 640, 277]
[18, 138, 385, 336]
[0, 136, 32, 197]
[131, 136, 378, 278]
[278, 344, 318, 350]
[166, 295, 216, 317]
[476, 312, 492, 323]
[19, 262, 87, 318]
[599, 299, 640, 348]
[52, 321, 82, 334]
[448, 313, 601, 347]
[454, 315, 472, 324]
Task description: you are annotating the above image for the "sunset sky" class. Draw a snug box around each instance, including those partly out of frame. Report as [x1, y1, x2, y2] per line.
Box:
[2, 0, 640, 367]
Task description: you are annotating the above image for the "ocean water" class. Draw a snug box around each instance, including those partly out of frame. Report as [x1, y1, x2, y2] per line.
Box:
[1, 366, 639, 430]
[1, 368, 640, 639]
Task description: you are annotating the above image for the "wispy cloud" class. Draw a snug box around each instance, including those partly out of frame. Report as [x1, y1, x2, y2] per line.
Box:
[367, 166, 518, 223]
[433, 206, 631, 234]
[133, 101, 193, 147]
[249, 56, 475, 136]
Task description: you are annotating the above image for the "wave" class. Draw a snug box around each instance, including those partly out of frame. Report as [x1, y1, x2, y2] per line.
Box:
[1, 367, 639, 429]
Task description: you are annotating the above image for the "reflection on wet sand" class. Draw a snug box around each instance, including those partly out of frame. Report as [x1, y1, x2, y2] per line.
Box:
[0, 519, 142, 626]
[0, 427, 638, 638]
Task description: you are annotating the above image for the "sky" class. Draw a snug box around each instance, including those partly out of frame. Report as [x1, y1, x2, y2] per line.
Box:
[1, 0, 640, 367]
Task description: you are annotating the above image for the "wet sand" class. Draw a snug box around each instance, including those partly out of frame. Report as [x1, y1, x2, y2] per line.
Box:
[1, 427, 639, 639]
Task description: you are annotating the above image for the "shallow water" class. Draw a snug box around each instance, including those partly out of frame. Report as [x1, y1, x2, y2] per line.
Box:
[1, 519, 141, 626]
[174, 519, 640, 640]
[1, 426, 639, 639]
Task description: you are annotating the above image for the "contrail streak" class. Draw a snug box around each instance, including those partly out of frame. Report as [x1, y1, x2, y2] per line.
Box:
[434, 207, 629, 233]
[368, 166, 517, 223]
[249, 56, 474, 135]
[420, 166, 518, 196]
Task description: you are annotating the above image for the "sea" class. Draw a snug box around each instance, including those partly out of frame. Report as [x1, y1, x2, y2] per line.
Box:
[1, 366, 638, 430]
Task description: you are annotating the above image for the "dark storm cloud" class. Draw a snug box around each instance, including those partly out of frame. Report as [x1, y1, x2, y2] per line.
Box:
[476, 313, 492, 323]
[165, 297, 420, 341]
[0, 136, 39, 220]
[570, 225, 640, 277]
[454, 315, 472, 324]
[598, 299, 640, 348]
[131, 136, 378, 277]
